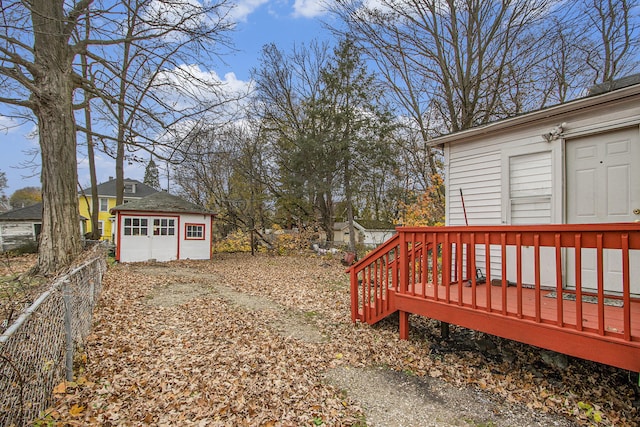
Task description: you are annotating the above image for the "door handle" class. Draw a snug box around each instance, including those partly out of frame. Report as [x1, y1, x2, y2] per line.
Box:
[634, 209, 640, 215]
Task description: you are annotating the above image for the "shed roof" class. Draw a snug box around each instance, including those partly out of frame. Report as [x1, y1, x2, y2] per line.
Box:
[0, 203, 88, 221]
[110, 191, 213, 215]
[334, 220, 395, 231]
[0, 203, 42, 221]
[356, 219, 396, 231]
[79, 178, 158, 198]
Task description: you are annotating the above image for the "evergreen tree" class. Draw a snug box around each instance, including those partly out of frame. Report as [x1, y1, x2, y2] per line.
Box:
[144, 158, 161, 190]
[311, 37, 396, 251]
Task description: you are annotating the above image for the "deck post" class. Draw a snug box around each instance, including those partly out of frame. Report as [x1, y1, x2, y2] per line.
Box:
[399, 311, 410, 340]
[440, 321, 450, 339]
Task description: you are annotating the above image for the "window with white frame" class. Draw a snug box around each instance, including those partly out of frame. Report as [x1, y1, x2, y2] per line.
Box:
[123, 217, 148, 236]
[153, 218, 175, 236]
[185, 223, 205, 240]
[98, 220, 104, 237]
[124, 182, 136, 194]
[99, 198, 109, 212]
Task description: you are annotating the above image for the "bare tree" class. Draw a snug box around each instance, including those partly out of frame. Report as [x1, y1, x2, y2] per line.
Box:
[252, 41, 332, 233]
[0, 1, 87, 274]
[173, 121, 270, 244]
[330, 0, 553, 226]
[80, 0, 236, 204]
[0, 0, 235, 274]
[578, 0, 639, 84]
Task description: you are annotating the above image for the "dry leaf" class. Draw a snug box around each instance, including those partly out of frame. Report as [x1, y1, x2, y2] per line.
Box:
[69, 404, 85, 417]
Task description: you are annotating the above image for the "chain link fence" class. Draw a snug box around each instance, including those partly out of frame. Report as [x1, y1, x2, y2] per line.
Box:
[0, 247, 107, 426]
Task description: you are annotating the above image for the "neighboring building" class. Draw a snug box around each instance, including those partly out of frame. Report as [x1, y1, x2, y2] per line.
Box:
[111, 192, 215, 262]
[431, 75, 640, 296]
[78, 178, 158, 242]
[0, 203, 87, 252]
[334, 220, 396, 247]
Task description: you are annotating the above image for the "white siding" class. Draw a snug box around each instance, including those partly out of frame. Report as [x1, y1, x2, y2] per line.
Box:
[180, 214, 212, 260]
[0, 222, 37, 251]
[447, 149, 502, 226]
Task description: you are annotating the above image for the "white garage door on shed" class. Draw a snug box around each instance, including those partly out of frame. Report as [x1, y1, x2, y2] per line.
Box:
[119, 215, 178, 262]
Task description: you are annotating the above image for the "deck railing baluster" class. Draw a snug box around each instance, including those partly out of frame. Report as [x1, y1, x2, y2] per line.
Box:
[597, 234, 605, 335]
[420, 233, 429, 298]
[432, 236, 439, 300]
[409, 232, 415, 296]
[471, 233, 477, 309]
[622, 234, 631, 341]
[374, 260, 379, 317]
[516, 233, 523, 319]
[485, 234, 491, 312]
[534, 234, 541, 323]
[501, 233, 507, 316]
[552, 233, 562, 327]
[366, 265, 372, 320]
[444, 233, 451, 304]
[574, 234, 582, 330]
[457, 233, 463, 306]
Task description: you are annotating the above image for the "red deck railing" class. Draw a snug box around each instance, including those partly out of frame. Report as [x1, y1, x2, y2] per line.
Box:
[348, 223, 640, 371]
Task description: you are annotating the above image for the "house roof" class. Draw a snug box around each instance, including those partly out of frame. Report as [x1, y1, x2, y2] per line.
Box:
[0, 203, 42, 221]
[110, 191, 213, 215]
[78, 178, 158, 198]
[0, 203, 88, 221]
[334, 220, 395, 231]
[429, 75, 640, 147]
[588, 73, 640, 96]
[356, 219, 396, 231]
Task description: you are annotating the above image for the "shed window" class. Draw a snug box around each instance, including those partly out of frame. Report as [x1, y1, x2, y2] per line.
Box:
[124, 217, 148, 236]
[153, 218, 175, 236]
[185, 223, 204, 240]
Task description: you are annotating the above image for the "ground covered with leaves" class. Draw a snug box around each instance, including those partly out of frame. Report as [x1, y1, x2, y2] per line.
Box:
[45, 253, 638, 426]
[0, 253, 44, 332]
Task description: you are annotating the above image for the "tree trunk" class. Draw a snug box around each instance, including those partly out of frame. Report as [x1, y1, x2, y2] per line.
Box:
[31, 0, 83, 275]
[345, 161, 357, 255]
[81, 16, 101, 241]
[86, 114, 100, 240]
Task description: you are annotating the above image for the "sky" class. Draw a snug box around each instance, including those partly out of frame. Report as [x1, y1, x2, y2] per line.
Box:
[0, 0, 334, 197]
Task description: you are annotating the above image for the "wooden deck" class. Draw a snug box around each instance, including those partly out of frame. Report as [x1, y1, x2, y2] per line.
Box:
[349, 224, 640, 372]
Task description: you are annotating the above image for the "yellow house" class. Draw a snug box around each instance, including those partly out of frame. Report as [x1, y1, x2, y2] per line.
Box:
[78, 178, 158, 241]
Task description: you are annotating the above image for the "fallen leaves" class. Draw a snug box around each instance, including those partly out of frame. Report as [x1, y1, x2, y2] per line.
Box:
[42, 253, 638, 426]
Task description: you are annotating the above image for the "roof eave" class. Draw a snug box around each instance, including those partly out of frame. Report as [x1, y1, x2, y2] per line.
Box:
[428, 83, 640, 147]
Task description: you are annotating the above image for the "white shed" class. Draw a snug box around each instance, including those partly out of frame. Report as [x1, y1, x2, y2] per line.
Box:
[334, 220, 396, 248]
[111, 192, 214, 263]
[432, 76, 640, 296]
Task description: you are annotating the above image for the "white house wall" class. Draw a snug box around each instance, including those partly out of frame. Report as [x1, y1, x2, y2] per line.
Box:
[443, 91, 640, 286]
[363, 230, 396, 247]
[179, 213, 212, 260]
[0, 222, 37, 251]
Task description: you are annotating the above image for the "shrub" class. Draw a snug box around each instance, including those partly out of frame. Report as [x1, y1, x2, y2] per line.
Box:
[211, 230, 252, 254]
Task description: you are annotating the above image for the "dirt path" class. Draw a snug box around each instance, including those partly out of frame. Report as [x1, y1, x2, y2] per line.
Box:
[48, 254, 637, 426]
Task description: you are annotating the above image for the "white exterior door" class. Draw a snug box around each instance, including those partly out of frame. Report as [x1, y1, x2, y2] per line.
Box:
[566, 127, 640, 295]
[150, 217, 178, 261]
